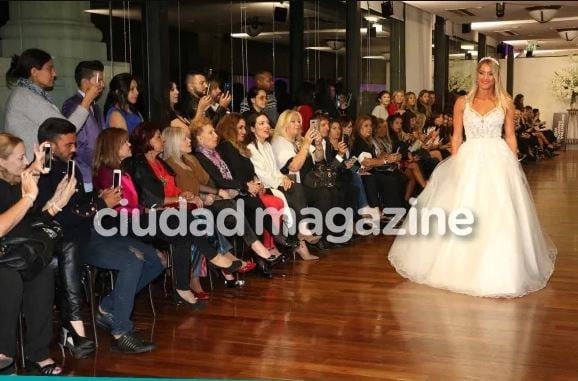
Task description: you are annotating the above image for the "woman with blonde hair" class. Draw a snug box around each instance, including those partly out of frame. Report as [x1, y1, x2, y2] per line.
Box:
[387, 90, 405, 115]
[389, 56, 557, 298]
[0, 134, 77, 374]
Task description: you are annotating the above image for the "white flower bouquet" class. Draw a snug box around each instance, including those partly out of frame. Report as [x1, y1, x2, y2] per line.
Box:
[551, 65, 578, 108]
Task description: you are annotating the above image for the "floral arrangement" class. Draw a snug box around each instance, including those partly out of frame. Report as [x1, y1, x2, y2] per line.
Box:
[448, 71, 472, 93]
[551, 65, 578, 108]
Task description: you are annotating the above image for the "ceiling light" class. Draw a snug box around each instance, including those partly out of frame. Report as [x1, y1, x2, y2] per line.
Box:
[365, 15, 382, 23]
[558, 28, 578, 42]
[526, 5, 561, 23]
[362, 55, 386, 60]
[461, 44, 475, 50]
[326, 40, 345, 50]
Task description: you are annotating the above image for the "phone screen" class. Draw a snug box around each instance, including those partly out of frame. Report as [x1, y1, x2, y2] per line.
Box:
[42, 144, 52, 171]
[67, 160, 75, 179]
[113, 170, 122, 189]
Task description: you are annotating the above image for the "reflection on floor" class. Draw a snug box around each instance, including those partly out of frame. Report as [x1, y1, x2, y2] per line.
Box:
[63, 149, 578, 380]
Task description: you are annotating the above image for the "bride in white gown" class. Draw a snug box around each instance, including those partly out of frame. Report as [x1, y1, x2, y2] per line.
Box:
[388, 57, 557, 298]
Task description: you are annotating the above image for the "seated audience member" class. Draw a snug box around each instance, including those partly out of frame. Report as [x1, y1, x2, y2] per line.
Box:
[371, 91, 390, 121]
[166, 81, 190, 129]
[36, 118, 101, 359]
[350, 116, 407, 211]
[242, 87, 268, 121]
[0, 134, 76, 374]
[180, 70, 206, 120]
[215, 113, 288, 258]
[103, 73, 143, 134]
[205, 77, 231, 126]
[294, 82, 317, 135]
[271, 110, 344, 248]
[240, 70, 279, 125]
[388, 90, 405, 115]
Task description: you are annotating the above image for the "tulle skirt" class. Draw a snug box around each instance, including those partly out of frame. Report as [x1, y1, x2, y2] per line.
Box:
[388, 138, 557, 298]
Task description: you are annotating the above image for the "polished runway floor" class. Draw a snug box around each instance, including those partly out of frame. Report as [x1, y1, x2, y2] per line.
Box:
[64, 149, 578, 380]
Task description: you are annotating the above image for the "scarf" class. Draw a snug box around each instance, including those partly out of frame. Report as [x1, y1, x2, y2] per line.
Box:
[197, 146, 233, 180]
[17, 77, 51, 103]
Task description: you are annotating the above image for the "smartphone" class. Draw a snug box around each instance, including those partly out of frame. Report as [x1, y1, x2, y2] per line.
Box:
[42, 143, 52, 171]
[342, 134, 350, 145]
[113, 169, 122, 189]
[223, 82, 231, 93]
[66, 160, 75, 180]
[95, 72, 100, 84]
[309, 119, 319, 132]
[204, 85, 210, 96]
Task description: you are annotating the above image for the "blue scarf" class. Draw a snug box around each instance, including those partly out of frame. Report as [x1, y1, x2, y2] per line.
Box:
[17, 77, 51, 103]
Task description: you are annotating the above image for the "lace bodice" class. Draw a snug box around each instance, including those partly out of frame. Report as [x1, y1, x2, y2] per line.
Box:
[463, 103, 504, 139]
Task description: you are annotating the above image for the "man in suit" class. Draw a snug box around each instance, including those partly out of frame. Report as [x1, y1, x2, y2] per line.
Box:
[62, 61, 105, 192]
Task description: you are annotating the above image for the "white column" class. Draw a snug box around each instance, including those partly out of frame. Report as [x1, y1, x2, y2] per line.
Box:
[0, 1, 128, 130]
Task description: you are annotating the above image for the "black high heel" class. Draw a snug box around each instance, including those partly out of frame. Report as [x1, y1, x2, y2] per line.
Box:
[25, 359, 63, 375]
[173, 291, 206, 310]
[59, 322, 95, 359]
[255, 257, 273, 279]
[221, 259, 243, 274]
[0, 357, 14, 375]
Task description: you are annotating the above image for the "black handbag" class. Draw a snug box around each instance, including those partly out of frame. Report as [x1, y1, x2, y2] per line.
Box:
[303, 164, 337, 189]
[0, 218, 62, 281]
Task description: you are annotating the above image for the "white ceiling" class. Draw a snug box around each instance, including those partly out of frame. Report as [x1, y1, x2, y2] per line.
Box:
[405, 1, 578, 55]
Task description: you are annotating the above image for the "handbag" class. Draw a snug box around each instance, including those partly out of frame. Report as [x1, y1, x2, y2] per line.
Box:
[0, 217, 62, 281]
[303, 164, 337, 189]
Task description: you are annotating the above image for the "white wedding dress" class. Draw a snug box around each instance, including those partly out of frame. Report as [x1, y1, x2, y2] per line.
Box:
[388, 102, 557, 298]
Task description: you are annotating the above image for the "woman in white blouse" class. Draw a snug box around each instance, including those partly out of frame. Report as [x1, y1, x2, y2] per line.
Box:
[371, 91, 390, 121]
[245, 112, 319, 260]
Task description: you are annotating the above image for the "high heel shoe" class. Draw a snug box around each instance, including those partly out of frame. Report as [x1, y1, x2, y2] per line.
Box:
[255, 257, 273, 279]
[221, 259, 243, 274]
[173, 291, 205, 310]
[60, 322, 95, 359]
[25, 359, 62, 375]
[296, 242, 319, 261]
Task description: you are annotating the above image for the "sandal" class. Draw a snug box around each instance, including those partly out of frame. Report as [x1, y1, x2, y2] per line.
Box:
[0, 356, 15, 375]
[25, 359, 63, 375]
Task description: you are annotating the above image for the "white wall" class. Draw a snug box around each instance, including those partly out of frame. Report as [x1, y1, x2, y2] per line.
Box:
[512, 56, 577, 129]
[405, 4, 433, 92]
[446, 56, 576, 128]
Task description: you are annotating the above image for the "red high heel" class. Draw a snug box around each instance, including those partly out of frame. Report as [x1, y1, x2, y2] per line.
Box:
[192, 291, 210, 300]
[236, 260, 256, 273]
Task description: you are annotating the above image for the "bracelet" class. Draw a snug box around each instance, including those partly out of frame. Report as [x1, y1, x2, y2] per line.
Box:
[22, 193, 36, 202]
[49, 201, 63, 212]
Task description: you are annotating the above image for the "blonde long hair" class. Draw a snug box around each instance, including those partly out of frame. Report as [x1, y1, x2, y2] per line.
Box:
[466, 57, 511, 112]
[0, 133, 24, 184]
[274, 109, 303, 144]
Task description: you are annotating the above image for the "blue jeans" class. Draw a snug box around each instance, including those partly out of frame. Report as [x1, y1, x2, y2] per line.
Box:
[82, 232, 164, 335]
[352, 172, 369, 210]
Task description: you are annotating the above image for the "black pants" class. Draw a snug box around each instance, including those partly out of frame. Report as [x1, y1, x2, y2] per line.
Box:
[361, 172, 406, 209]
[55, 239, 84, 322]
[101, 212, 220, 291]
[277, 182, 307, 226]
[0, 266, 53, 362]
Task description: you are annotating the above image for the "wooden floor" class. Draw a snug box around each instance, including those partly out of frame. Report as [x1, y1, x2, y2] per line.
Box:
[64, 150, 578, 381]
